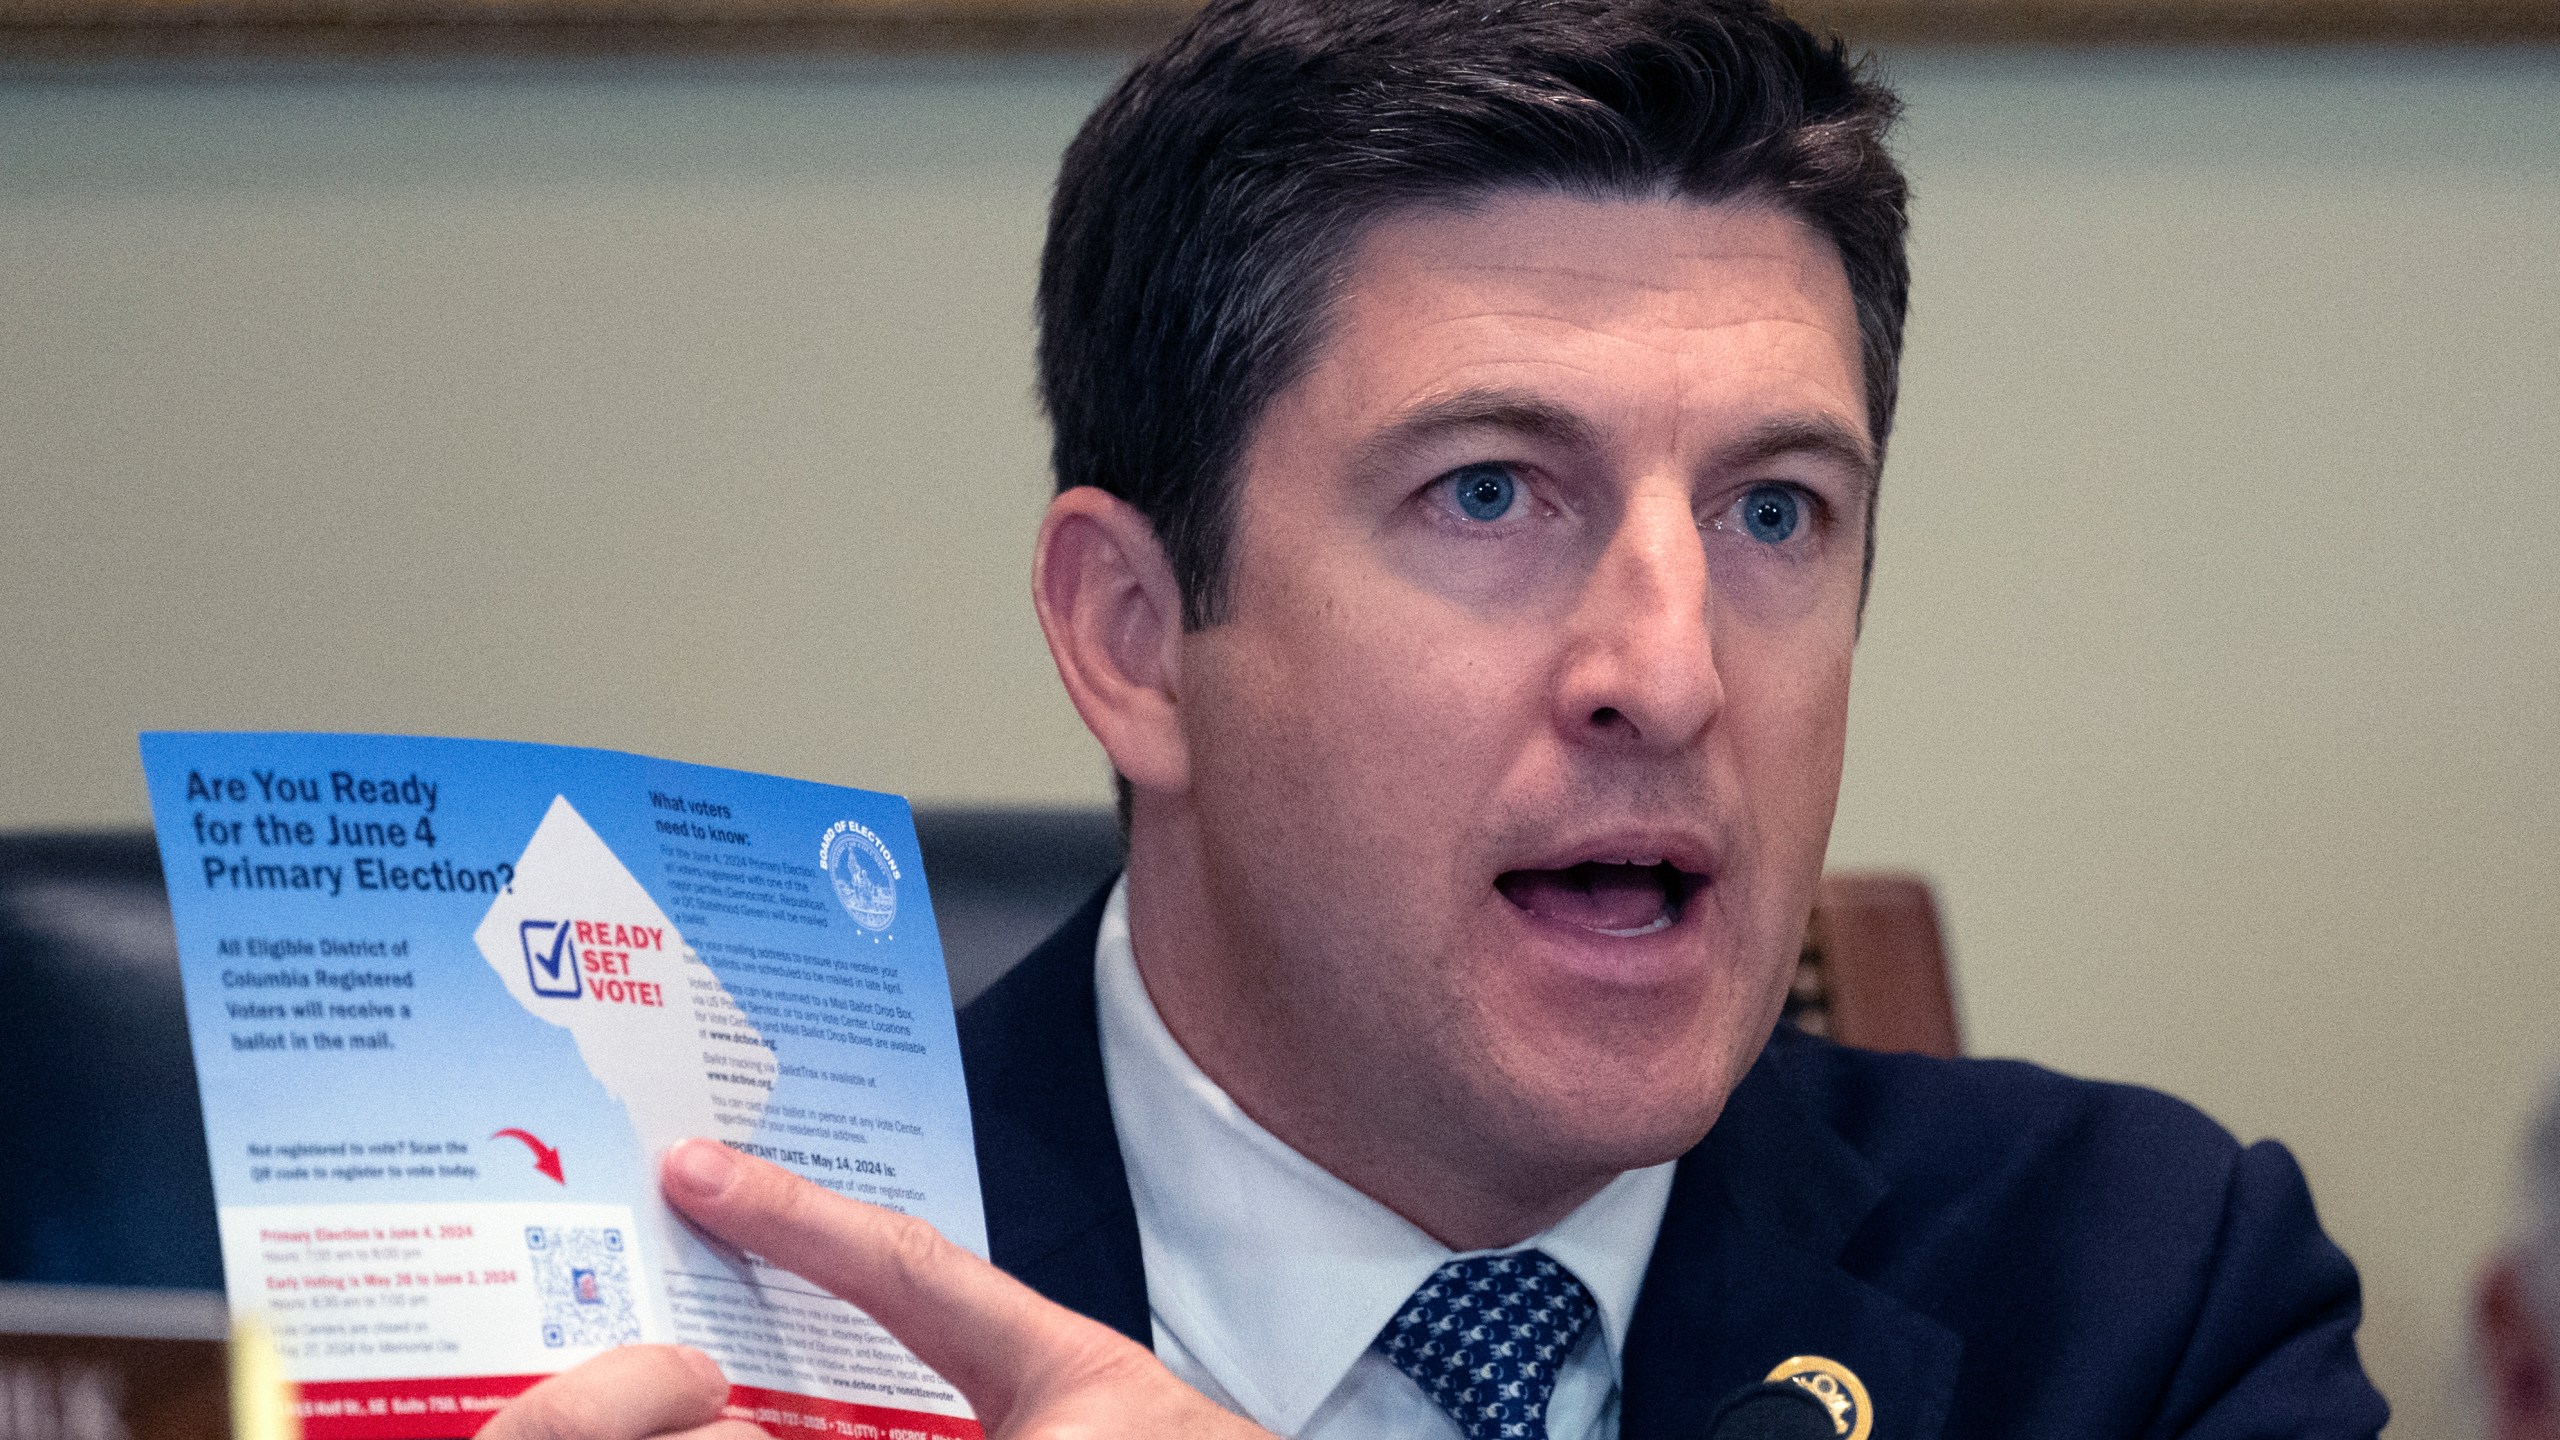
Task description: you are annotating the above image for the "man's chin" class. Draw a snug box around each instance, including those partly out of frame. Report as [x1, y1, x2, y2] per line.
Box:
[1481, 1060, 1745, 1179]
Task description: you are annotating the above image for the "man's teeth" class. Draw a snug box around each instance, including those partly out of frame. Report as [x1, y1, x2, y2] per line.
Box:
[1593, 912, 1675, 938]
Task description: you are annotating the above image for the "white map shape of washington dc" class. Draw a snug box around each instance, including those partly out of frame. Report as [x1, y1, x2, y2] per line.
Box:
[473, 796, 772, 1276]
[471, 795, 976, 1421]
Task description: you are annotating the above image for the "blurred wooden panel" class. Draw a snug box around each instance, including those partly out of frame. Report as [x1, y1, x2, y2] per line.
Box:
[0, 0, 2549, 62]
[0, 1284, 231, 1440]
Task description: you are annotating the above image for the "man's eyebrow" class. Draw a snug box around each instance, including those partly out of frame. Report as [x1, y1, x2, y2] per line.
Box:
[1351, 391, 1878, 492]
[1352, 388, 1601, 472]
[1711, 414, 1879, 489]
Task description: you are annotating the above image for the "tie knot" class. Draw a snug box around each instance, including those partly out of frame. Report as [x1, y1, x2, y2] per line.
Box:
[1375, 1249, 1597, 1440]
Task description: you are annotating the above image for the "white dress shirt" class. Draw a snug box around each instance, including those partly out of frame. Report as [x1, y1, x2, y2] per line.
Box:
[1092, 878, 1677, 1440]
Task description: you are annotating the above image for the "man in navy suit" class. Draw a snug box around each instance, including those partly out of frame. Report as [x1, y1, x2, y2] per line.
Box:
[487, 2, 2387, 1437]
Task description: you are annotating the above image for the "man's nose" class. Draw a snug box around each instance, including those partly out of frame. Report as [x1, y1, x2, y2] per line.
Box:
[1551, 488, 1724, 750]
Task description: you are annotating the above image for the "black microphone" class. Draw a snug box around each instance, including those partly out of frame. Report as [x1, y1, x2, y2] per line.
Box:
[1704, 1379, 1840, 1440]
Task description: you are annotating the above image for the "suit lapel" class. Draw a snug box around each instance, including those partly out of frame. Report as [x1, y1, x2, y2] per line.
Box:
[955, 881, 1153, 1346]
[1622, 1032, 1963, 1440]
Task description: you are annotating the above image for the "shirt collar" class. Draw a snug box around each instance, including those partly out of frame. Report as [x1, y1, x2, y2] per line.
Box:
[1092, 876, 1676, 1436]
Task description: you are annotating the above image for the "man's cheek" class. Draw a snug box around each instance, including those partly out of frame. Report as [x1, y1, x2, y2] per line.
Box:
[1730, 655, 1852, 802]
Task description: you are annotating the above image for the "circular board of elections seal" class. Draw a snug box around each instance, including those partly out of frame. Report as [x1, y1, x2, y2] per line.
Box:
[817, 820, 901, 933]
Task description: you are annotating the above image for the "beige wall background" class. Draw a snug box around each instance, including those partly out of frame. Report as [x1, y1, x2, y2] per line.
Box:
[4, 47, 2555, 1437]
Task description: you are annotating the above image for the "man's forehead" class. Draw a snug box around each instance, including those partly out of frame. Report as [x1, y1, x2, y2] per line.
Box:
[1351, 185, 1853, 324]
[1285, 190, 1870, 451]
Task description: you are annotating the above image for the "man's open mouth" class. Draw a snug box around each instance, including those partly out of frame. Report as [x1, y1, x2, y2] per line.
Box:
[1495, 861, 1703, 938]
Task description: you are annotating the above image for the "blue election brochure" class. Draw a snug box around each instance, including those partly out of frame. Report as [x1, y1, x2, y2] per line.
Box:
[138, 732, 987, 1440]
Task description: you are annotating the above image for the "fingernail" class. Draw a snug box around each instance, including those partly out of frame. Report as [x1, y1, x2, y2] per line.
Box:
[665, 1140, 739, 1200]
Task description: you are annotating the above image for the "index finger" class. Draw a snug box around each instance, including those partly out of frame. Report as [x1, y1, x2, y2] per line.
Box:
[659, 1139, 1110, 1421]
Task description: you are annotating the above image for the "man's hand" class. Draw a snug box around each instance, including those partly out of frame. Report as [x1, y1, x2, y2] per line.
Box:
[478, 1140, 1274, 1440]
[473, 1344, 753, 1440]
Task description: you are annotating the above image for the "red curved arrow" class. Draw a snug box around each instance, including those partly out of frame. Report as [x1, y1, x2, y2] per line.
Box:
[491, 1128, 565, 1184]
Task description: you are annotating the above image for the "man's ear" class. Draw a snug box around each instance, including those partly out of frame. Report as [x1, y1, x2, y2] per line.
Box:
[1031, 486, 1190, 798]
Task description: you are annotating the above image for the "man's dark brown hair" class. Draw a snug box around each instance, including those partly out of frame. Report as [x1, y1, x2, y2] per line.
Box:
[1037, 0, 1911, 628]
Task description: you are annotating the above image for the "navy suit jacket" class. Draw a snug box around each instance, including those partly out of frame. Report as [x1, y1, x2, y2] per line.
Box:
[958, 886, 2387, 1439]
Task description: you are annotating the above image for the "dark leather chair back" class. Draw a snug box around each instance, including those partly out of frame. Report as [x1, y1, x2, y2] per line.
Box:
[0, 832, 221, 1291]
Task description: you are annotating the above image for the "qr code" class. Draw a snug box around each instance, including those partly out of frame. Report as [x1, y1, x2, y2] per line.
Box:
[524, 1225, 642, 1350]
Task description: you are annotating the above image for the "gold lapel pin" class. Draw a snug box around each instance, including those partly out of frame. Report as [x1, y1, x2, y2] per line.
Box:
[1763, 1355, 1871, 1440]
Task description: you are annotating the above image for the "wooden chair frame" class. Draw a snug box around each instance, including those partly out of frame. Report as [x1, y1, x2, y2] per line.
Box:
[1790, 871, 1964, 1059]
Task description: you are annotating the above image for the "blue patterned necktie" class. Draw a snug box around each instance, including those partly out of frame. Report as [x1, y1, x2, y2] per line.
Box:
[1375, 1249, 1598, 1440]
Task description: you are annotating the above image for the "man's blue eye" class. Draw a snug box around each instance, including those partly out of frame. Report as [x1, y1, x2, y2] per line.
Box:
[1448, 464, 1517, 522]
[1740, 485, 1802, 544]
